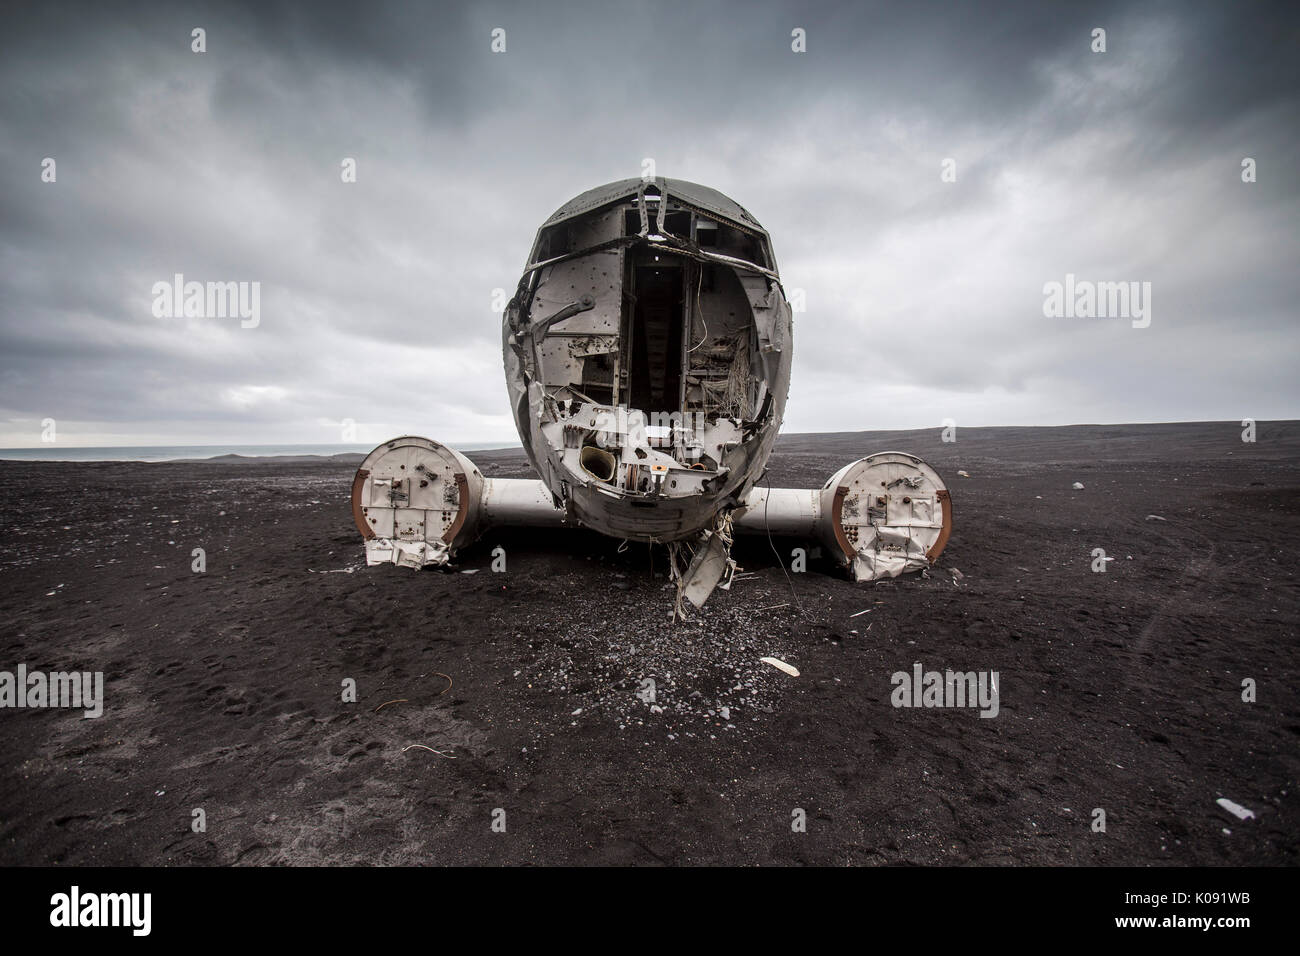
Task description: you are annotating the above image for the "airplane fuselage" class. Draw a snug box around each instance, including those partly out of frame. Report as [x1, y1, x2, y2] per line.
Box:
[351, 178, 951, 605]
[502, 177, 792, 542]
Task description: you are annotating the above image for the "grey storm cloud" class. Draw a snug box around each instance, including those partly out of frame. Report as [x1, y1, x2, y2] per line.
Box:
[0, 0, 1296, 447]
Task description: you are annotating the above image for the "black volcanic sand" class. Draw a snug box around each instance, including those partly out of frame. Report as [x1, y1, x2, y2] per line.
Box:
[0, 422, 1296, 865]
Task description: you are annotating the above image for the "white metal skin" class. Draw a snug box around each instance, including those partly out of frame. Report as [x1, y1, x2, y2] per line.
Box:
[731, 487, 821, 537]
[479, 478, 565, 529]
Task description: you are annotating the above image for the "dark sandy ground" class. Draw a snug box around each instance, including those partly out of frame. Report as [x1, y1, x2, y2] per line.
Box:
[0, 421, 1296, 866]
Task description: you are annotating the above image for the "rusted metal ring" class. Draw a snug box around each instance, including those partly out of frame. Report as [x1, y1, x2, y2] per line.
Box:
[926, 488, 953, 561]
[443, 472, 471, 544]
[351, 469, 375, 539]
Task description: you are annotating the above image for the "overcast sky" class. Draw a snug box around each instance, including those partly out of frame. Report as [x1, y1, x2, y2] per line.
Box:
[1, 0, 1296, 447]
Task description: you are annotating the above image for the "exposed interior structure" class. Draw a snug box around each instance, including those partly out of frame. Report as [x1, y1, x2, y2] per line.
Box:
[506, 180, 784, 507]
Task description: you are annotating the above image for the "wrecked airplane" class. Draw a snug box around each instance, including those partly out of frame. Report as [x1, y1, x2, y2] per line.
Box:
[350, 178, 952, 612]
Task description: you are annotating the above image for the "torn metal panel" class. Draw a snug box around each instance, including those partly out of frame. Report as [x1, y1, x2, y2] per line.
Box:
[739, 274, 789, 354]
[680, 531, 733, 607]
[366, 537, 451, 569]
[669, 512, 737, 618]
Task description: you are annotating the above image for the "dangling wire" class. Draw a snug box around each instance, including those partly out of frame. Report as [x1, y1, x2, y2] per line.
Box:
[764, 471, 809, 620]
[686, 266, 709, 353]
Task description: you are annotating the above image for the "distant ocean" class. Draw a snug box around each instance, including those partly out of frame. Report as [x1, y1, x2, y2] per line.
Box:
[0, 442, 520, 462]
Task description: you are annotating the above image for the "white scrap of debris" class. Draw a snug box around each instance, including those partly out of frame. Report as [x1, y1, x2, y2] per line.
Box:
[1215, 797, 1256, 821]
[760, 656, 800, 677]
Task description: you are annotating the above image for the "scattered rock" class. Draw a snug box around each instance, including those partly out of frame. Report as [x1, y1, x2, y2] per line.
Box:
[1072, 482, 1084, 490]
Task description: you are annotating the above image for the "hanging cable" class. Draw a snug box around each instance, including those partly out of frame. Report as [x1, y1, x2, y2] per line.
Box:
[687, 266, 709, 353]
[764, 471, 809, 621]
